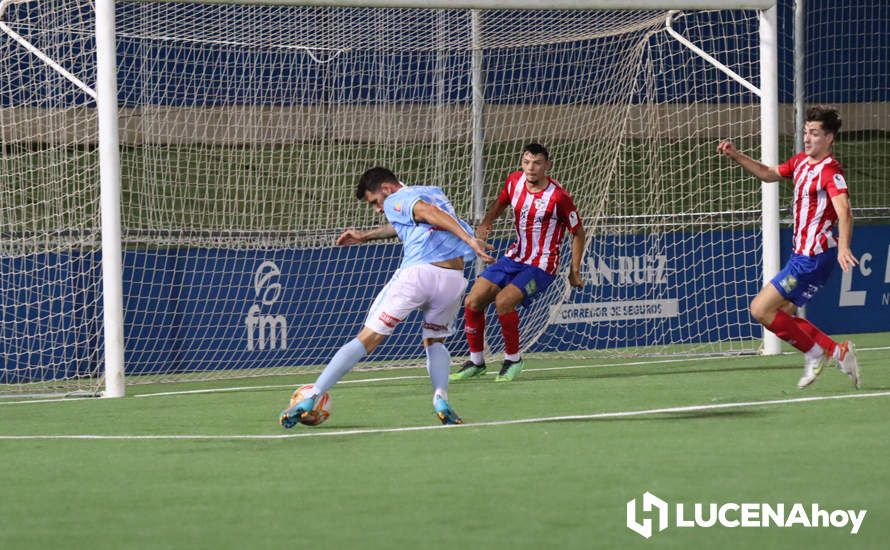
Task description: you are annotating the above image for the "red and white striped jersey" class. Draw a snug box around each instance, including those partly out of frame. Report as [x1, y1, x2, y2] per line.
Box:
[497, 171, 582, 275]
[777, 152, 849, 256]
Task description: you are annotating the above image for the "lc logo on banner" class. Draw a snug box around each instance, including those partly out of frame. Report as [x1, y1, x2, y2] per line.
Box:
[839, 245, 890, 307]
[626, 492, 867, 539]
[804, 225, 890, 333]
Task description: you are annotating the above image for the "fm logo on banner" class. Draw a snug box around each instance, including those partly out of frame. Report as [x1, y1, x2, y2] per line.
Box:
[245, 260, 288, 351]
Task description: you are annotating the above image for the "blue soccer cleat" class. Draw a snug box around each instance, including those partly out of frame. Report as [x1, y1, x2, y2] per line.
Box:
[434, 396, 463, 425]
[279, 395, 317, 429]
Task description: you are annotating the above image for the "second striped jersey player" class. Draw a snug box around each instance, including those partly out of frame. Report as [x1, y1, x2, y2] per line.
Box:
[451, 142, 587, 382]
[717, 105, 860, 390]
[500, 165, 582, 275]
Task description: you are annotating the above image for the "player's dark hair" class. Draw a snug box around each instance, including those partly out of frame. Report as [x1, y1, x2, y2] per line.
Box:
[806, 106, 842, 136]
[356, 166, 399, 200]
[522, 142, 550, 160]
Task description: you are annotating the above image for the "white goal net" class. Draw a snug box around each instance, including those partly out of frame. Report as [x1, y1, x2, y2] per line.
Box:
[1, 1, 772, 395]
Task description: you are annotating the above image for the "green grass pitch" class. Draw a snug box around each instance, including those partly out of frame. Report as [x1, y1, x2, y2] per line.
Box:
[1, 332, 888, 549]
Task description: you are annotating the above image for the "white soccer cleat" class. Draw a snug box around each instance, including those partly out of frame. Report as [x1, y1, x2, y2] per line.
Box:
[797, 352, 826, 389]
[837, 340, 861, 389]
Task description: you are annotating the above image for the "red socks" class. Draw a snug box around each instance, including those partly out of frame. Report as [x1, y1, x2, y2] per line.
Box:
[498, 310, 520, 356]
[766, 309, 815, 353]
[766, 309, 836, 356]
[464, 307, 486, 353]
[793, 316, 837, 356]
[466, 307, 521, 357]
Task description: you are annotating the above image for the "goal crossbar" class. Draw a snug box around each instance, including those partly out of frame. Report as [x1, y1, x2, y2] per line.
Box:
[131, 0, 776, 10]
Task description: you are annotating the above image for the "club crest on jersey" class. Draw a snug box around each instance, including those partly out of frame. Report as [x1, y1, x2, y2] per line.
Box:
[393, 202, 402, 213]
[833, 173, 847, 190]
[534, 198, 546, 210]
[779, 274, 798, 294]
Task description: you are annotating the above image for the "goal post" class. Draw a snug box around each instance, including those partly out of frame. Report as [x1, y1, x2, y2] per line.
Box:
[0, 0, 781, 397]
[96, 0, 125, 397]
[759, 4, 781, 355]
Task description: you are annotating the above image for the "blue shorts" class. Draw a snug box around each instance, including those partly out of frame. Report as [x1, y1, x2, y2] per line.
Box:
[480, 256, 555, 306]
[770, 250, 837, 307]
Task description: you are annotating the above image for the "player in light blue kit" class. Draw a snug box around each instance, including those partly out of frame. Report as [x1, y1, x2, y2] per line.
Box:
[280, 167, 495, 427]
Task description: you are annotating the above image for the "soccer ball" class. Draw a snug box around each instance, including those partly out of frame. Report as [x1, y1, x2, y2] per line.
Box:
[288, 384, 332, 426]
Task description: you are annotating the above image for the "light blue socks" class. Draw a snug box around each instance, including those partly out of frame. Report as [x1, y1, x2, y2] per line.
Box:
[313, 338, 367, 394]
[426, 342, 451, 403]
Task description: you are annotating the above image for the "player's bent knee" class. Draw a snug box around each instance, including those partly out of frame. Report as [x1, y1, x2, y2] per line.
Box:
[465, 292, 492, 311]
[748, 301, 761, 321]
[494, 289, 523, 314]
[423, 337, 446, 348]
[356, 327, 387, 353]
[749, 301, 772, 325]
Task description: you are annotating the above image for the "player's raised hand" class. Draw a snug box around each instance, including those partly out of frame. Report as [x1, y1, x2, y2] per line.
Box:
[336, 229, 365, 246]
[717, 139, 737, 157]
[568, 268, 584, 288]
[474, 223, 492, 242]
[837, 248, 859, 272]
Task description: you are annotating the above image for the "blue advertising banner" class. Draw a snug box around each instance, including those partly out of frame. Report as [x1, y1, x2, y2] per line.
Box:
[535, 230, 762, 351]
[120, 245, 414, 376]
[802, 225, 890, 334]
[4, 225, 888, 381]
[0, 252, 102, 384]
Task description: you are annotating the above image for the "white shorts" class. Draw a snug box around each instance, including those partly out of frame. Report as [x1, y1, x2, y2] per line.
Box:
[365, 263, 468, 339]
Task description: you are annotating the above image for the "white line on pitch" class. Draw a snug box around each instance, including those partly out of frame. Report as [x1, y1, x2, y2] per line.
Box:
[0, 396, 98, 406]
[3, 345, 886, 406]
[2, 390, 888, 441]
[129, 355, 723, 398]
[129, 344, 890, 399]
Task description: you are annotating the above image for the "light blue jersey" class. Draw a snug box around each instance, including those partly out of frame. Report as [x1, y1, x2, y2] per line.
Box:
[383, 185, 475, 269]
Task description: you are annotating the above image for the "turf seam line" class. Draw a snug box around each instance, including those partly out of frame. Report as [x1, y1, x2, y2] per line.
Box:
[2, 390, 888, 440]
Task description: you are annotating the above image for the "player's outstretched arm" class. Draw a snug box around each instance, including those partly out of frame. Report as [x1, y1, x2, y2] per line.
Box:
[336, 224, 396, 246]
[568, 225, 586, 288]
[831, 192, 858, 272]
[413, 200, 496, 264]
[717, 139, 783, 182]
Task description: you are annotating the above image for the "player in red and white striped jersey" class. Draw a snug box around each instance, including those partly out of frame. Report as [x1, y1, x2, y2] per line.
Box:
[782, 150, 846, 256]
[500, 166, 580, 275]
[718, 106, 860, 389]
[451, 143, 586, 382]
